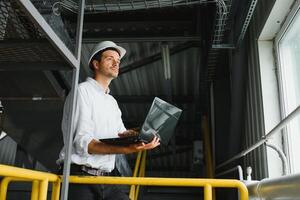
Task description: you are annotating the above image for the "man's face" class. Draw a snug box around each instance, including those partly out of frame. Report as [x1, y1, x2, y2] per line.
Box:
[95, 50, 121, 78]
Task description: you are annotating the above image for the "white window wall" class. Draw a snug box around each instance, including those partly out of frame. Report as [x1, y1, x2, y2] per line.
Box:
[258, 0, 296, 177]
[275, 1, 300, 173]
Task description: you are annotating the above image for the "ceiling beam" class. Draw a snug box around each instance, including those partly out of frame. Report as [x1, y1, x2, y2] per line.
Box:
[119, 41, 200, 75]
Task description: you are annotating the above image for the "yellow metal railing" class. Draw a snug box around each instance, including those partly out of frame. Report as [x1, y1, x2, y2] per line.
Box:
[68, 176, 248, 200]
[0, 163, 248, 200]
[0, 164, 61, 200]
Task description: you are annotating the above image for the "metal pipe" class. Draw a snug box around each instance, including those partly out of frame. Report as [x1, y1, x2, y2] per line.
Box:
[237, 165, 244, 181]
[215, 165, 244, 180]
[266, 143, 289, 175]
[217, 104, 300, 169]
[247, 173, 300, 199]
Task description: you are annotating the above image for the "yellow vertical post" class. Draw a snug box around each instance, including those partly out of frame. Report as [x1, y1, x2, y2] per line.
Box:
[0, 177, 11, 200]
[38, 179, 49, 200]
[0, 177, 33, 200]
[31, 180, 39, 200]
[129, 151, 143, 200]
[238, 183, 249, 200]
[202, 115, 216, 200]
[51, 179, 61, 200]
[135, 150, 147, 200]
[204, 184, 212, 200]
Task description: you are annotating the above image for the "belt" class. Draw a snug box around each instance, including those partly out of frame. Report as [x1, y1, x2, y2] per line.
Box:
[81, 165, 111, 176]
[60, 164, 112, 176]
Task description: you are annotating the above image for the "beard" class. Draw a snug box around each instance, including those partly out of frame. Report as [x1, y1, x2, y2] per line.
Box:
[97, 67, 119, 79]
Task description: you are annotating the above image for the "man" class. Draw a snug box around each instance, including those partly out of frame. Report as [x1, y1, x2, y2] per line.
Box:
[58, 41, 160, 200]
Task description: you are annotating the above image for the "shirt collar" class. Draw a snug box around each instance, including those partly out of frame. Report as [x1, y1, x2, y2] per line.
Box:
[86, 77, 110, 94]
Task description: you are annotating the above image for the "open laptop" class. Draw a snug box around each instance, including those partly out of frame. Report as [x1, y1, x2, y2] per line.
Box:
[100, 97, 182, 146]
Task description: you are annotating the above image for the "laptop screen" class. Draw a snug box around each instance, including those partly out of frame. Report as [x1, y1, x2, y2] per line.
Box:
[140, 97, 182, 145]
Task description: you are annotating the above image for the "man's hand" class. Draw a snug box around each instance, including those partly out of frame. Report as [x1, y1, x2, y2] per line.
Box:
[125, 136, 160, 153]
[88, 131, 160, 155]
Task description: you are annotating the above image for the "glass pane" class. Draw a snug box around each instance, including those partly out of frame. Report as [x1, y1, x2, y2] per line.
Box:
[28, 0, 79, 56]
[278, 8, 300, 173]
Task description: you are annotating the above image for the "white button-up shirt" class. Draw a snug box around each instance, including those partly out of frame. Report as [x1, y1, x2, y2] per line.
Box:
[58, 77, 126, 172]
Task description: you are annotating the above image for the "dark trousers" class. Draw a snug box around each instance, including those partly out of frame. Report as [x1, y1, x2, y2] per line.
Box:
[59, 165, 129, 200]
[68, 183, 129, 200]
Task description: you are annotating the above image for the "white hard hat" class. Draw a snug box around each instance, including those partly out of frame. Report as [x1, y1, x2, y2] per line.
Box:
[88, 41, 126, 67]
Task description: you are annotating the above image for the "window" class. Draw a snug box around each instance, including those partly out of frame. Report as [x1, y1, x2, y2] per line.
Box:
[276, 2, 300, 173]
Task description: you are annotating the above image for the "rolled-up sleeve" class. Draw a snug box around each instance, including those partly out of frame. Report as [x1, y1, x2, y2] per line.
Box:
[115, 100, 126, 133]
[117, 117, 126, 133]
[73, 87, 95, 156]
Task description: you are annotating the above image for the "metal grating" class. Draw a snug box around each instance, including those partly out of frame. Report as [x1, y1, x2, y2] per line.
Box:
[0, 42, 63, 62]
[212, 0, 231, 45]
[58, 0, 218, 13]
[206, 0, 232, 81]
[207, 0, 258, 81]
[0, 1, 70, 66]
[0, 1, 43, 40]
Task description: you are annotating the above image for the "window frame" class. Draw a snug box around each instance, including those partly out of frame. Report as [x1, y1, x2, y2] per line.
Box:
[274, 0, 300, 174]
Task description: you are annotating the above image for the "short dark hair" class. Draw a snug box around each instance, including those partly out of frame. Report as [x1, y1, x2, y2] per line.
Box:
[89, 47, 121, 71]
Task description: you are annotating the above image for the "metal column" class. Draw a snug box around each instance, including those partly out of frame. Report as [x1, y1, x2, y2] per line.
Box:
[16, 0, 85, 199]
[60, 1, 85, 200]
